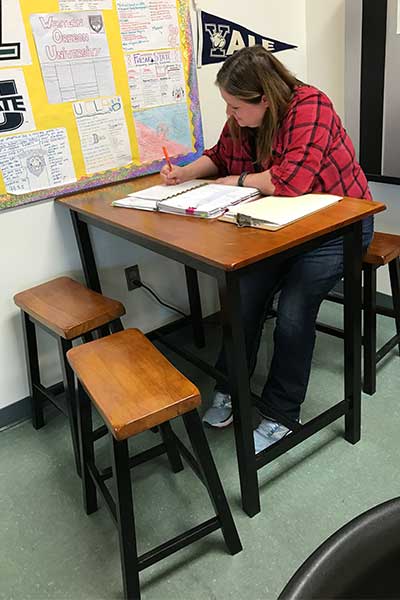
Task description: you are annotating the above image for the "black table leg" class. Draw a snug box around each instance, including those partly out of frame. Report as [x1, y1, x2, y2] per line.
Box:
[218, 270, 260, 517]
[70, 210, 102, 293]
[344, 221, 362, 444]
[185, 266, 205, 348]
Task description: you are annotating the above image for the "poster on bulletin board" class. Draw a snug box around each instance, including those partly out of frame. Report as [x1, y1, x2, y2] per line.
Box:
[0, 0, 204, 210]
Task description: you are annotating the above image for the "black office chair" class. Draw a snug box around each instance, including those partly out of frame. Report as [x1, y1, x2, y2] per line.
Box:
[278, 497, 400, 600]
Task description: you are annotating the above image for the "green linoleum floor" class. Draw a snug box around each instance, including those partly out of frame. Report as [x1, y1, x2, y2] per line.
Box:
[1, 304, 400, 600]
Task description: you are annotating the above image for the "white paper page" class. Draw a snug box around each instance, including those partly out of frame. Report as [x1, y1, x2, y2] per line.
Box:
[0, 70, 36, 136]
[59, 1, 112, 10]
[113, 197, 157, 210]
[0, 128, 76, 194]
[128, 180, 210, 200]
[230, 194, 342, 225]
[162, 184, 259, 211]
[125, 49, 186, 110]
[116, 0, 180, 52]
[74, 97, 132, 174]
[30, 12, 115, 104]
[0, 0, 32, 67]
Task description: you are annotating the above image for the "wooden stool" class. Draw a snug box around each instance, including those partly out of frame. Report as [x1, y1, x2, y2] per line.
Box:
[67, 328, 242, 600]
[320, 232, 400, 395]
[14, 276, 125, 473]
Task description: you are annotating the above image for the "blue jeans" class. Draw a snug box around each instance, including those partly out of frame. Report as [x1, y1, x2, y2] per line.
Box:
[215, 218, 374, 422]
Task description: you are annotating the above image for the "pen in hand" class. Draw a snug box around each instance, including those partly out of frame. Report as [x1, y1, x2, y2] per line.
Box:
[162, 146, 172, 171]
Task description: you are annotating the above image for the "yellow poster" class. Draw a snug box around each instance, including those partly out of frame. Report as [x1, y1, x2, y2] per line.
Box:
[0, 0, 203, 210]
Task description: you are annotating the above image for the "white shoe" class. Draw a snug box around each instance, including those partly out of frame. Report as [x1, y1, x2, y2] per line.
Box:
[202, 392, 233, 428]
[253, 418, 290, 454]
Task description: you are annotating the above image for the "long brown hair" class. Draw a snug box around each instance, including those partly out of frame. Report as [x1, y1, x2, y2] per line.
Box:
[216, 45, 303, 164]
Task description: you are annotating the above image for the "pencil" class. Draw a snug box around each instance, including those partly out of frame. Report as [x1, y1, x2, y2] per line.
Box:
[162, 146, 172, 171]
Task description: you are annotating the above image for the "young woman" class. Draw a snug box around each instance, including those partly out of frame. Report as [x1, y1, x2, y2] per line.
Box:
[160, 45, 373, 453]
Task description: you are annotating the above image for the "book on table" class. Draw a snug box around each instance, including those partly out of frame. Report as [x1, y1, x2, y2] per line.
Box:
[218, 193, 343, 230]
[111, 179, 260, 218]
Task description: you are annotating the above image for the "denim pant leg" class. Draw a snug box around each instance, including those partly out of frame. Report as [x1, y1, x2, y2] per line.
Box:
[258, 239, 346, 421]
[215, 260, 285, 393]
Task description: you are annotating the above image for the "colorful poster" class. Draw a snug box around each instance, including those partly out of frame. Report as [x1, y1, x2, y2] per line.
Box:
[30, 12, 115, 104]
[74, 96, 132, 174]
[0, 0, 32, 67]
[0, 128, 76, 194]
[134, 104, 192, 163]
[125, 49, 186, 110]
[59, 1, 112, 9]
[0, 70, 36, 136]
[116, 0, 180, 52]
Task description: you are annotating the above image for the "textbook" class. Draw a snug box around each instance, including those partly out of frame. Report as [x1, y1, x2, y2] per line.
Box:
[218, 193, 342, 230]
[112, 179, 260, 218]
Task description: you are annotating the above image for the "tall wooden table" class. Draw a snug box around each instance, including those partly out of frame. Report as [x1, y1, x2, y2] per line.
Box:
[57, 174, 385, 517]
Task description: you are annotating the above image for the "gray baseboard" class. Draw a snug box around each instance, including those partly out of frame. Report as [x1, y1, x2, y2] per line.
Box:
[0, 396, 32, 431]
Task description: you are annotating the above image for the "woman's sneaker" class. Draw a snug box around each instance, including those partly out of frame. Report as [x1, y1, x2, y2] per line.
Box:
[202, 392, 233, 428]
[253, 418, 290, 454]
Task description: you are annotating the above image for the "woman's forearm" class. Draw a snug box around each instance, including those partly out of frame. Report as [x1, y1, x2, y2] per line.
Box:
[184, 155, 219, 180]
[242, 170, 275, 195]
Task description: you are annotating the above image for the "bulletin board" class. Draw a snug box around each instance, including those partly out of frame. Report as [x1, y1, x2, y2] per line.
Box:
[0, 0, 204, 210]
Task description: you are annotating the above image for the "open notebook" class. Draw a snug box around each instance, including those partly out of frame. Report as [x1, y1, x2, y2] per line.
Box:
[112, 179, 259, 218]
[219, 194, 343, 230]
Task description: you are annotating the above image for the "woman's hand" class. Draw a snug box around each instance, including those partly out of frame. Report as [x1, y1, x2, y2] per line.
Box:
[160, 165, 191, 186]
[215, 175, 241, 186]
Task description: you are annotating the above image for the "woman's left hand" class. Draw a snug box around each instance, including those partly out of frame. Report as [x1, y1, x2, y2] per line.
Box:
[215, 175, 240, 186]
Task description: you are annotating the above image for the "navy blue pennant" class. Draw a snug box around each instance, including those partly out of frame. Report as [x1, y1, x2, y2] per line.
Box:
[199, 11, 297, 66]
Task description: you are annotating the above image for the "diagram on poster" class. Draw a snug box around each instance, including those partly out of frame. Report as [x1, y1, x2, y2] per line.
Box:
[134, 104, 192, 163]
[125, 49, 186, 110]
[73, 97, 132, 174]
[0, 128, 76, 194]
[30, 12, 115, 103]
[0, 70, 36, 136]
[116, 0, 180, 52]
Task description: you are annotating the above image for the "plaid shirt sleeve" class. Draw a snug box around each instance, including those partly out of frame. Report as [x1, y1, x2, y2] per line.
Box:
[270, 91, 336, 196]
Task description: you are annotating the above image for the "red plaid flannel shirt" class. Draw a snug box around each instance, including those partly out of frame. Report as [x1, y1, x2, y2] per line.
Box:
[203, 85, 371, 199]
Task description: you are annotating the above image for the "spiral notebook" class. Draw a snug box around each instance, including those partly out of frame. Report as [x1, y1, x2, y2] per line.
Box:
[112, 180, 259, 218]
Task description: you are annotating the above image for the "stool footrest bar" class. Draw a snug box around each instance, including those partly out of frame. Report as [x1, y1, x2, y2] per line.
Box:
[256, 400, 347, 468]
[376, 333, 400, 363]
[100, 443, 167, 481]
[138, 517, 220, 571]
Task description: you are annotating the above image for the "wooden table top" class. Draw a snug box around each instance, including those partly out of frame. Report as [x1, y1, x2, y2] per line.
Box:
[56, 174, 386, 271]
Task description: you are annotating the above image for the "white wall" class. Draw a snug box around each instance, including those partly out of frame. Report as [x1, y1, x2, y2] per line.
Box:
[305, 0, 345, 117]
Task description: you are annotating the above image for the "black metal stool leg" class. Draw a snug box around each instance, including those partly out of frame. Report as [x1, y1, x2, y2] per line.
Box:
[112, 437, 141, 600]
[363, 264, 377, 395]
[59, 338, 81, 476]
[77, 382, 97, 514]
[159, 422, 184, 473]
[388, 257, 400, 356]
[109, 318, 124, 334]
[182, 410, 242, 555]
[20, 311, 44, 429]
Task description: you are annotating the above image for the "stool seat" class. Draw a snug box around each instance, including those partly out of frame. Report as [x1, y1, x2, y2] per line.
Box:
[14, 276, 125, 339]
[67, 328, 201, 440]
[364, 232, 400, 266]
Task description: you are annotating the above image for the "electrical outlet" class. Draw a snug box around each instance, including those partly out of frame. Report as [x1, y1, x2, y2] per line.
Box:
[125, 265, 141, 291]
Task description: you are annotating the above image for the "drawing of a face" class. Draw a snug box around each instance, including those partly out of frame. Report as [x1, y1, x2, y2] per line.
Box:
[172, 86, 185, 102]
[89, 15, 103, 33]
[26, 154, 45, 177]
